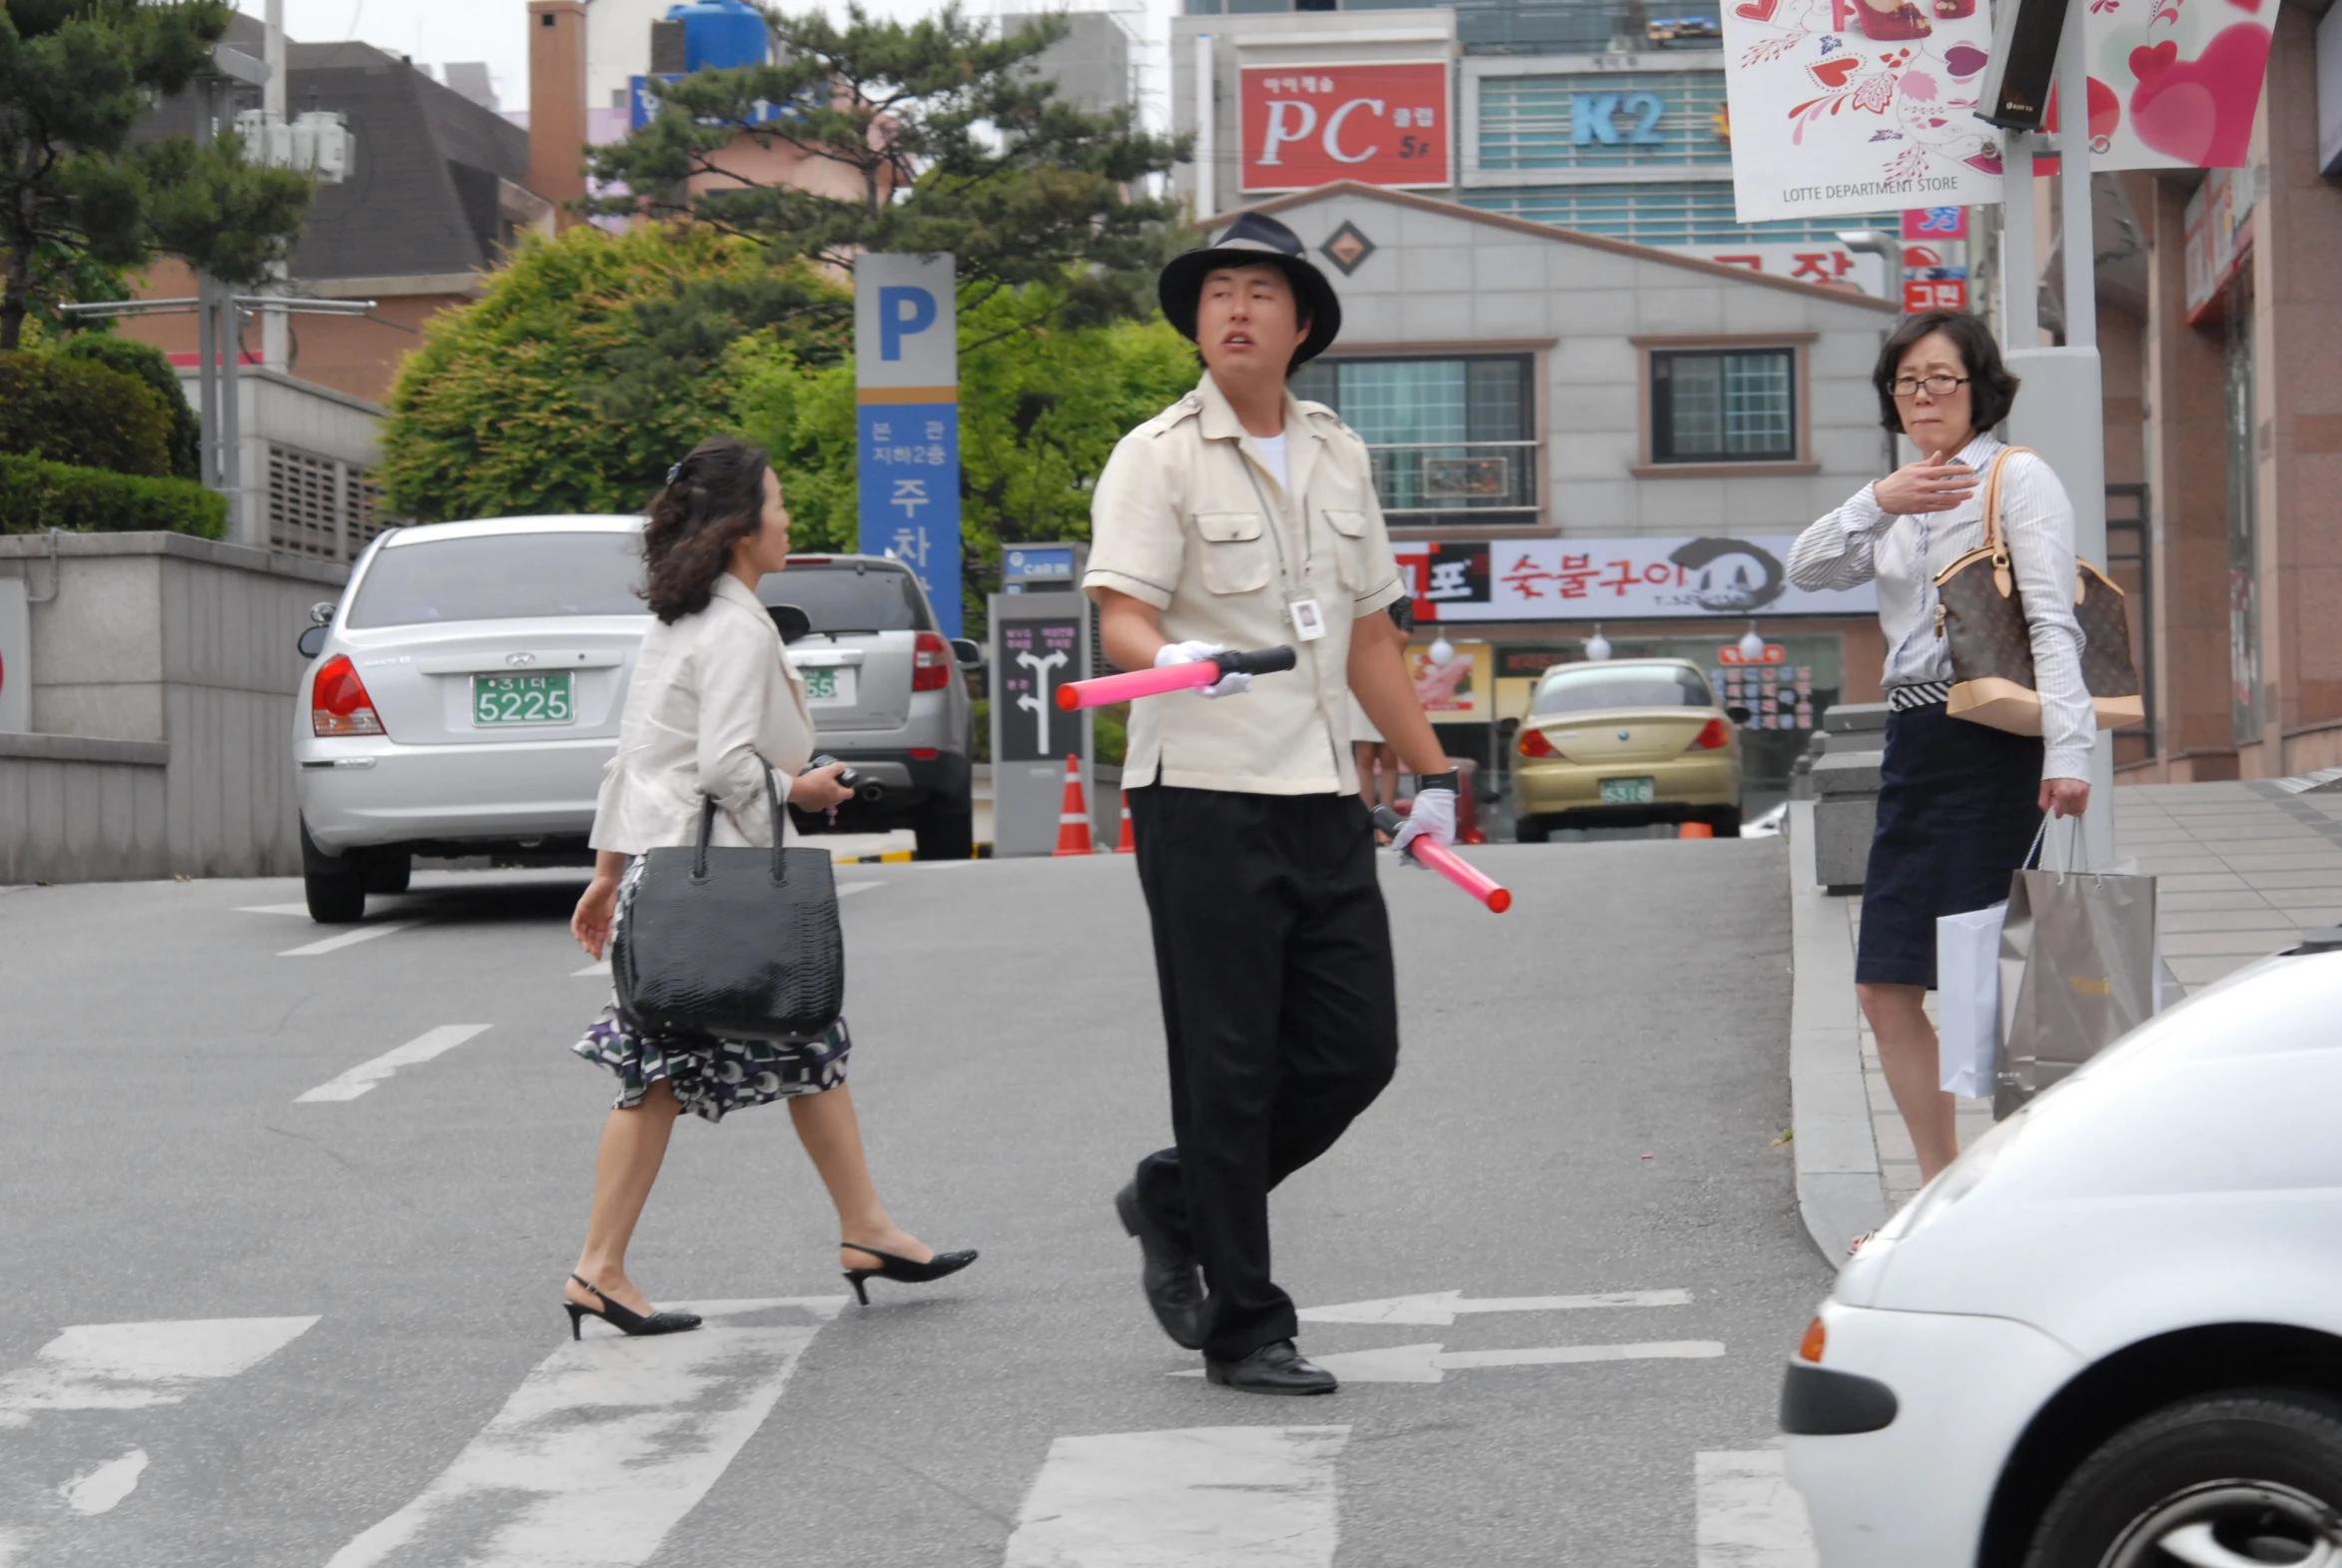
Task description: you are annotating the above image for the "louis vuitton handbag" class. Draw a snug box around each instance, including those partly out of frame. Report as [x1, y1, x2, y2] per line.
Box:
[1934, 446, 2145, 735]
[612, 769, 845, 1042]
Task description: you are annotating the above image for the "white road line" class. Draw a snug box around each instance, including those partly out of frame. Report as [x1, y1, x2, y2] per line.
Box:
[573, 958, 611, 977]
[326, 1296, 843, 1568]
[1299, 1288, 1692, 1325]
[60, 1448, 149, 1515]
[236, 903, 313, 916]
[1696, 1449, 1818, 1567]
[1177, 1339, 1726, 1385]
[279, 921, 420, 958]
[296, 1025, 490, 1103]
[0, 1316, 318, 1428]
[836, 879, 880, 897]
[1002, 1426, 1350, 1568]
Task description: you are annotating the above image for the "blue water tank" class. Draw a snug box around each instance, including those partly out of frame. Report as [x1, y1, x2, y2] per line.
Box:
[665, 0, 766, 72]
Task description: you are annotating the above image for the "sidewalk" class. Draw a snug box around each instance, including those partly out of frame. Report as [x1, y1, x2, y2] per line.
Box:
[1788, 775, 2342, 1259]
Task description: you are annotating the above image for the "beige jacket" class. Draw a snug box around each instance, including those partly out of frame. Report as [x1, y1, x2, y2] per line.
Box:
[590, 572, 814, 855]
[1084, 374, 1406, 795]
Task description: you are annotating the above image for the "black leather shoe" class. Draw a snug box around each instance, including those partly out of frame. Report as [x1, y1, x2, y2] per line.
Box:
[1115, 1179, 1202, 1350]
[1204, 1339, 1337, 1395]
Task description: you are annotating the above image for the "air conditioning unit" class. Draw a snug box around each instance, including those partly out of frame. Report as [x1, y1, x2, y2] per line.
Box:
[233, 109, 354, 184]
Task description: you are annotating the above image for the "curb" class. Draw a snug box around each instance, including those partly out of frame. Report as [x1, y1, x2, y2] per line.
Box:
[1786, 800, 1889, 1269]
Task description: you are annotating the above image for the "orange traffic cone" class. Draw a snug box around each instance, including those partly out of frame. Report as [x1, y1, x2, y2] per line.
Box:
[1054, 754, 1095, 856]
[1679, 820, 1715, 840]
[1117, 791, 1136, 854]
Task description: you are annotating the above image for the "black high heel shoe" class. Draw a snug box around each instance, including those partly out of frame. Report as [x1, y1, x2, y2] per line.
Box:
[840, 1243, 979, 1305]
[562, 1273, 703, 1339]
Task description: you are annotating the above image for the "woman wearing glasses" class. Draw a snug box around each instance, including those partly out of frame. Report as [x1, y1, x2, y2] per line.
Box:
[1787, 312, 2092, 1248]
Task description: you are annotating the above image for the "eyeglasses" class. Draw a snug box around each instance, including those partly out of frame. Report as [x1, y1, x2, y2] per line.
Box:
[1891, 375, 1969, 398]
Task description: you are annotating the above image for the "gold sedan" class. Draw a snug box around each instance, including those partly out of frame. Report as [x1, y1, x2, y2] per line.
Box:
[1511, 658, 1746, 840]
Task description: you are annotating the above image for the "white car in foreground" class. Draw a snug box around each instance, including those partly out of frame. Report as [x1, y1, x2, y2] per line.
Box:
[1784, 934, 2342, 1568]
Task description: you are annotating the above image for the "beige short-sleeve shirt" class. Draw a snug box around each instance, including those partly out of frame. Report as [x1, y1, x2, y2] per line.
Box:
[1084, 374, 1406, 795]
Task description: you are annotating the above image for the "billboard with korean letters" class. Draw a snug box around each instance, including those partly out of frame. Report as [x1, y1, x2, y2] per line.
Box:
[1239, 61, 1452, 193]
[1393, 537, 1877, 621]
[1721, 0, 2274, 223]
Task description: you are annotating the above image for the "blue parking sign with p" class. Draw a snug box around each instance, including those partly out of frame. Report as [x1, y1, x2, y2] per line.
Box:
[856, 256, 961, 636]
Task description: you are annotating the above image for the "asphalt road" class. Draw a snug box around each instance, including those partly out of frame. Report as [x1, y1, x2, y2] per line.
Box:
[2, 835, 1828, 1567]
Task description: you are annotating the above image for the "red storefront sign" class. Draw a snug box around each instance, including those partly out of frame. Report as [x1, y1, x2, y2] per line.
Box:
[1238, 62, 1451, 193]
[1904, 279, 1967, 313]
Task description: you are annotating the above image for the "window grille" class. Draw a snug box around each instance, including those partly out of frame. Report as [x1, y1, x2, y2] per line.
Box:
[1478, 72, 1731, 172]
[268, 444, 387, 562]
[1463, 182, 1897, 250]
[1650, 348, 1797, 462]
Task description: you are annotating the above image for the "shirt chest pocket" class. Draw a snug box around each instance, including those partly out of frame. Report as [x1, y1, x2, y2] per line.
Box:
[1194, 510, 1271, 596]
[1322, 508, 1371, 592]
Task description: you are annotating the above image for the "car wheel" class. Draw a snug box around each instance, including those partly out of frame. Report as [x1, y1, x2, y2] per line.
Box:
[362, 848, 411, 895]
[2023, 1390, 2342, 1568]
[1706, 806, 1743, 838]
[915, 792, 975, 861]
[300, 820, 368, 924]
[1514, 814, 1551, 844]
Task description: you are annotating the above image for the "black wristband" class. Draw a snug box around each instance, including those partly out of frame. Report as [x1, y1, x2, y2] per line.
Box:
[1416, 770, 1459, 794]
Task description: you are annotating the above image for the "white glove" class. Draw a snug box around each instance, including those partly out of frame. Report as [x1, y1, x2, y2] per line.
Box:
[1157, 639, 1251, 699]
[1391, 787, 1457, 862]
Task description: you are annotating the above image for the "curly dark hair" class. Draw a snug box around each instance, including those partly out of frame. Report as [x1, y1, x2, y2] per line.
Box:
[641, 436, 771, 624]
[1872, 310, 2021, 440]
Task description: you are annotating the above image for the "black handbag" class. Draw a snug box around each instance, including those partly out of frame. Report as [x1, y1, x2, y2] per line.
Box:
[612, 770, 845, 1042]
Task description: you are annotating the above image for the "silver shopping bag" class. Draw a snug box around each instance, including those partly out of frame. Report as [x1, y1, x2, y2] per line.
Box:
[1937, 901, 2006, 1098]
[1993, 822, 2158, 1119]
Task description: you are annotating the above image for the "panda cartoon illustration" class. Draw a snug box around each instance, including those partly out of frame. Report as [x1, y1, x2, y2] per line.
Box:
[1670, 537, 1788, 612]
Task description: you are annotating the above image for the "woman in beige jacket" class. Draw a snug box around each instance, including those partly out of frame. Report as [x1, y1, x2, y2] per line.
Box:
[561, 436, 975, 1338]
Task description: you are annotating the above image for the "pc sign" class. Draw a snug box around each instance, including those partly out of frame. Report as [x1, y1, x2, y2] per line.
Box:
[854, 254, 962, 636]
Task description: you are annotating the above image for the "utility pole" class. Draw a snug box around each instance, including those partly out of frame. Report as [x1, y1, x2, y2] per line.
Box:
[262, 0, 290, 372]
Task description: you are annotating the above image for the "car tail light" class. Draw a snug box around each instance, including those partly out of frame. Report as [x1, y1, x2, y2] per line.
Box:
[1517, 726, 1559, 759]
[312, 654, 385, 737]
[1799, 1317, 1827, 1363]
[912, 631, 951, 692]
[910, 747, 939, 760]
[1691, 717, 1731, 750]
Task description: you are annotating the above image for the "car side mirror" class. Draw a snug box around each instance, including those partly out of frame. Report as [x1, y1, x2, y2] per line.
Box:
[768, 604, 813, 643]
[950, 636, 983, 669]
[298, 624, 330, 659]
[1726, 705, 1753, 725]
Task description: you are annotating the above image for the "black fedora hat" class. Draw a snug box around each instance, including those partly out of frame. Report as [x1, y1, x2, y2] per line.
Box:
[1159, 211, 1342, 367]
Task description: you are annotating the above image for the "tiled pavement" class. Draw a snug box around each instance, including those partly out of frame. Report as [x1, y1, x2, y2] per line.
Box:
[1841, 778, 2342, 1207]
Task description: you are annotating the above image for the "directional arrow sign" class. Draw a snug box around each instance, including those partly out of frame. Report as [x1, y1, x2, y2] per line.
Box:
[1297, 1288, 1690, 1326]
[1172, 1340, 1725, 1385]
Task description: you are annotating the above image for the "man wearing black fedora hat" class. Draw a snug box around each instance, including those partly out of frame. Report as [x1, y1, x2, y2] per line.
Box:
[1085, 211, 1459, 1394]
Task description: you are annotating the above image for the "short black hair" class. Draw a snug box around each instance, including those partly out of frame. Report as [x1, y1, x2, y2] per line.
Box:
[1872, 310, 2020, 437]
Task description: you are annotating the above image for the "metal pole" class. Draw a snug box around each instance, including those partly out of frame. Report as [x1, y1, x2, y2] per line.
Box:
[221, 292, 244, 539]
[262, 0, 290, 371]
[194, 80, 222, 493]
[2000, 131, 2038, 348]
[1193, 32, 1214, 220]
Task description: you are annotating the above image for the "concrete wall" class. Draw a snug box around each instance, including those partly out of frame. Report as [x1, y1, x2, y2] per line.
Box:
[0, 532, 348, 882]
[1003, 13, 1133, 116]
[1247, 185, 1897, 537]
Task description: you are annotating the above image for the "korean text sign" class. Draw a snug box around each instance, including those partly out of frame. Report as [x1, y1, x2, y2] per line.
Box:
[1393, 536, 1877, 621]
[855, 253, 962, 636]
[1239, 62, 1451, 193]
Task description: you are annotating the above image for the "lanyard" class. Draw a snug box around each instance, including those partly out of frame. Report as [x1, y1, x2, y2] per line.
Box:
[1235, 442, 1309, 606]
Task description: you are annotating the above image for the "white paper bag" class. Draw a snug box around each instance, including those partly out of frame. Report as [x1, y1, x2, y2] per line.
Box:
[1937, 902, 2007, 1098]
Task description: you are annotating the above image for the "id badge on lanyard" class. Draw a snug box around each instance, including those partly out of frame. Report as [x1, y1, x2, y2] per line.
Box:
[1287, 596, 1327, 642]
[1240, 452, 1326, 641]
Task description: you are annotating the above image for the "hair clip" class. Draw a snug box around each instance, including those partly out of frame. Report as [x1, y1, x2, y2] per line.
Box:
[666, 463, 684, 485]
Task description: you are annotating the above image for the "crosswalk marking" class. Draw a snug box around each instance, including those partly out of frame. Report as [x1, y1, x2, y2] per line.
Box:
[296, 1025, 491, 1103]
[1172, 1339, 1725, 1385]
[280, 921, 421, 958]
[573, 957, 611, 977]
[1002, 1426, 1350, 1568]
[1300, 1288, 1692, 1325]
[326, 1296, 844, 1568]
[1696, 1449, 1818, 1567]
[0, 1316, 318, 1427]
[236, 903, 314, 916]
[60, 1448, 147, 1515]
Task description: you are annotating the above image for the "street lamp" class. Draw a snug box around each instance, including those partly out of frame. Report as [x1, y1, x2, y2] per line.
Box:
[1427, 633, 1455, 666]
[1837, 229, 1904, 307]
[1737, 621, 1767, 663]
[1583, 624, 1612, 662]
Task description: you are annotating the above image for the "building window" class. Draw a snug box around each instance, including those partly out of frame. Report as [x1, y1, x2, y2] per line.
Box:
[1648, 348, 1796, 463]
[1461, 182, 1897, 250]
[1289, 354, 1537, 525]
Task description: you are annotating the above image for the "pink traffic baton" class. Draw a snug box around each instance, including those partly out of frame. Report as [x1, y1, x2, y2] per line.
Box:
[1055, 646, 1299, 712]
[1372, 805, 1512, 914]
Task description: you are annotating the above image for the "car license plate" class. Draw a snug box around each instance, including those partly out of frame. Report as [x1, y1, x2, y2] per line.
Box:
[471, 672, 573, 726]
[800, 664, 856, 708]
[1601, 776, 1656, 805]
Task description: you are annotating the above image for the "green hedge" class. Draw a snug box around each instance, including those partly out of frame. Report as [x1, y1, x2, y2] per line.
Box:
[0, 453, 227, 537]
[0, 351, 174, 477]
[60, 336, 202, 481]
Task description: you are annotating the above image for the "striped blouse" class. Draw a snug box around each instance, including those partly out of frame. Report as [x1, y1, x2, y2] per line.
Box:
[1786, 432, 2094, 781]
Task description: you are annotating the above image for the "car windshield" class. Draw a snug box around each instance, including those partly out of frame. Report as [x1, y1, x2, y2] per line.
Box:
[758, 564, 933, 633]
[347, 532, 644, 628]
[1533, 665, 1716, 715]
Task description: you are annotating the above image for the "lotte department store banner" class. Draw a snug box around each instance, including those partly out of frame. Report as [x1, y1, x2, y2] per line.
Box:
[1393, 537, 1877, 622]
[1722, 0, 2274, 223]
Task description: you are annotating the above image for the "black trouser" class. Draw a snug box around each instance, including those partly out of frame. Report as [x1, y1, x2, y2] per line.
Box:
[1127, 784, 1400, 1362]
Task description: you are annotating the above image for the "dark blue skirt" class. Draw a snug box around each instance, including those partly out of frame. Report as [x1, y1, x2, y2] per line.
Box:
[1855, 701, 2045, 990]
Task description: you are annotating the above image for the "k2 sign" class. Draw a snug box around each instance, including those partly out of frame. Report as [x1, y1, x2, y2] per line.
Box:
[1240, 62, 1451, 193]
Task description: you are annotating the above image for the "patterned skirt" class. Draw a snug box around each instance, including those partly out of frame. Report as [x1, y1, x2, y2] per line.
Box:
[570, 857, 851, 1123]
